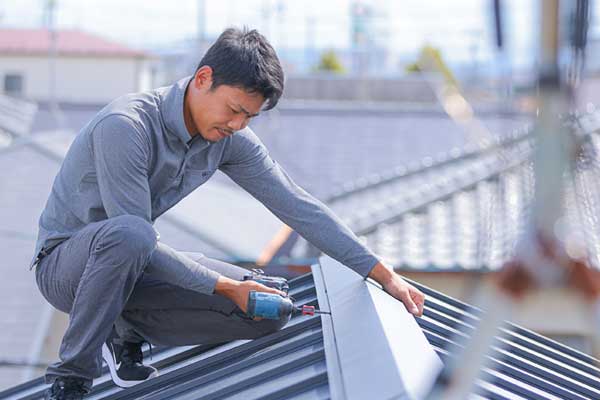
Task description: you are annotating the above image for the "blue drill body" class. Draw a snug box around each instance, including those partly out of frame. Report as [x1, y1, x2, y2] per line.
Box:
[247, 291, 294, 320]
[244, 272, 330, 321]
[246, 291, 331, 321]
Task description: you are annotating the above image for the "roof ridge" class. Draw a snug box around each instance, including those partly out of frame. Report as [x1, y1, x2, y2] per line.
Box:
[0, 28, 151, 58]
[326, 124, 533, 203]
[328, 109, 600, 207]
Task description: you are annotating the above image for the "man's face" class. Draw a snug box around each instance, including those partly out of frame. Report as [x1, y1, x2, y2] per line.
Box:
[185, 67, 265, 142]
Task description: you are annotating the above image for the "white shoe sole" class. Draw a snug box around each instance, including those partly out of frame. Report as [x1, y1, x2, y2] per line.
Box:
[101, 343, 159, 388]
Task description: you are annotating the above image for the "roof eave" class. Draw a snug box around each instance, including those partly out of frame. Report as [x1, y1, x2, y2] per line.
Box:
[0, 51, 155, 59]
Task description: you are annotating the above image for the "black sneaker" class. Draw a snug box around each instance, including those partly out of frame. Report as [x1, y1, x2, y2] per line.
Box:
[44, 377, 88, 400]
[101, 331, 158, 388]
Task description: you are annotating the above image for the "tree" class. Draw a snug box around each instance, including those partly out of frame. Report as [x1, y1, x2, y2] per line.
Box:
[406, 45, 458, 88]
[314, 50, 345, 74]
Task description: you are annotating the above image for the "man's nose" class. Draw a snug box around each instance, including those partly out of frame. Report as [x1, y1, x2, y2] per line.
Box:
[227, 115, 247, 131]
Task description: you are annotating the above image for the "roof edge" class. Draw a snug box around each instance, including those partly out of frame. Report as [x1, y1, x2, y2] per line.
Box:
[314, 256, 443, 399]
[311, 261, 346, 400]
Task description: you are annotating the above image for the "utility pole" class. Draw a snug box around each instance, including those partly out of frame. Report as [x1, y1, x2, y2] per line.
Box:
[276, 0, 285, 51]
[261, 0, 272, 40]
[197, 0, 206, 43]
[305, 14, 316, 73]
[44, 0, 65, 129]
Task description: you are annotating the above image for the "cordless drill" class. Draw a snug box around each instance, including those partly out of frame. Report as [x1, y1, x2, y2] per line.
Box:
[246, 291, 330, 320]
[243, 269, 328, 320]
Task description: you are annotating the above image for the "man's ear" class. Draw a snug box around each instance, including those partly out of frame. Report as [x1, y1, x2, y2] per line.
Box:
[194, 66, 213, 90]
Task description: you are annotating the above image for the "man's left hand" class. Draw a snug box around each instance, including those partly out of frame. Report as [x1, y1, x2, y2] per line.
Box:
[368, 261, 425, 317]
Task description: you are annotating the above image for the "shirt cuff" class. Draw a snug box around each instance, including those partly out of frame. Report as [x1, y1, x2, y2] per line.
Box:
[351, 254, 382, 279]
[203, 268, 221, 295]
[187, 262, 222, 294]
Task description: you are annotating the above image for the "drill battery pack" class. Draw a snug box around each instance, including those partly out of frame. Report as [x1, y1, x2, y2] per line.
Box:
[243, 268, 289, 294]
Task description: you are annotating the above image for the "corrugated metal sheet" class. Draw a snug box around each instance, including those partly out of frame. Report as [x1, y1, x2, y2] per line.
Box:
[0, 274, 329, 400]
[413, 279, 600, 399]
[3, 259, 599, 400]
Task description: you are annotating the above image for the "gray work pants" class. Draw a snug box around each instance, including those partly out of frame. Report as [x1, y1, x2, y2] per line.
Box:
[34, 215, 286, 390]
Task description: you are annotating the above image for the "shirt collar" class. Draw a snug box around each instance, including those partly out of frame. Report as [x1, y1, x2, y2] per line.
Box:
[161, 75, 210, 147]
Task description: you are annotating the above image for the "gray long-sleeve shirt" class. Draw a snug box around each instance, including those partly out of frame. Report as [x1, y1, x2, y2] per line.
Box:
[33, 76, 381, 292]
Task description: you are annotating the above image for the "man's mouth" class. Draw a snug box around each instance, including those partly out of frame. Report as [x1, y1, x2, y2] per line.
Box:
[217, 128, 233, 138]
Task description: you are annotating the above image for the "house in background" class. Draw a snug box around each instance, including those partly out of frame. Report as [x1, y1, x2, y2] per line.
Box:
[0, 29, 156, 104]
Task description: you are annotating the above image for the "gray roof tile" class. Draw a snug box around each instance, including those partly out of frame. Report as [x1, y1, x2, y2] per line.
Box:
[309, 112, 600, 273]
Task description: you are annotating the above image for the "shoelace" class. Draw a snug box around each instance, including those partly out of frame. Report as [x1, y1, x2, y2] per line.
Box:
[121, 341, 153, 365]
[121, 342, 144, 365]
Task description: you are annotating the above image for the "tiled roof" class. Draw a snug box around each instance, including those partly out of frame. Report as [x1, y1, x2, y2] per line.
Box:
[240, 107, 531, 199]
[2, 257, 598, 399]
[30, 102, 530, 199]
[0, 29, 149, 58]
[295, 111, 600, 272]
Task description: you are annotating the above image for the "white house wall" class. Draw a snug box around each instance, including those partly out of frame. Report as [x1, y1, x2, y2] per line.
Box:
[0, 55, 152, 104]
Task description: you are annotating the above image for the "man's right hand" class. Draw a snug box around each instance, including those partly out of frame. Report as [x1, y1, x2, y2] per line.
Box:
[214, 276, 286, 313]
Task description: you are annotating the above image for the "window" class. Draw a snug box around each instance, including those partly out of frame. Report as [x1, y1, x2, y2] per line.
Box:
[4, 74, 23, 96]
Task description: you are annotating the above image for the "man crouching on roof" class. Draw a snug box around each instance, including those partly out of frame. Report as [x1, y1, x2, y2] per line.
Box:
[31, 27, 425, 399]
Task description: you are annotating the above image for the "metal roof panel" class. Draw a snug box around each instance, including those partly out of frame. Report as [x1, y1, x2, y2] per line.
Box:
[2, 258, 599, 400]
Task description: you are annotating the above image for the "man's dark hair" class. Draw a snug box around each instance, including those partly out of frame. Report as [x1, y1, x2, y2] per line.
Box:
[196, 27, 284, 110]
